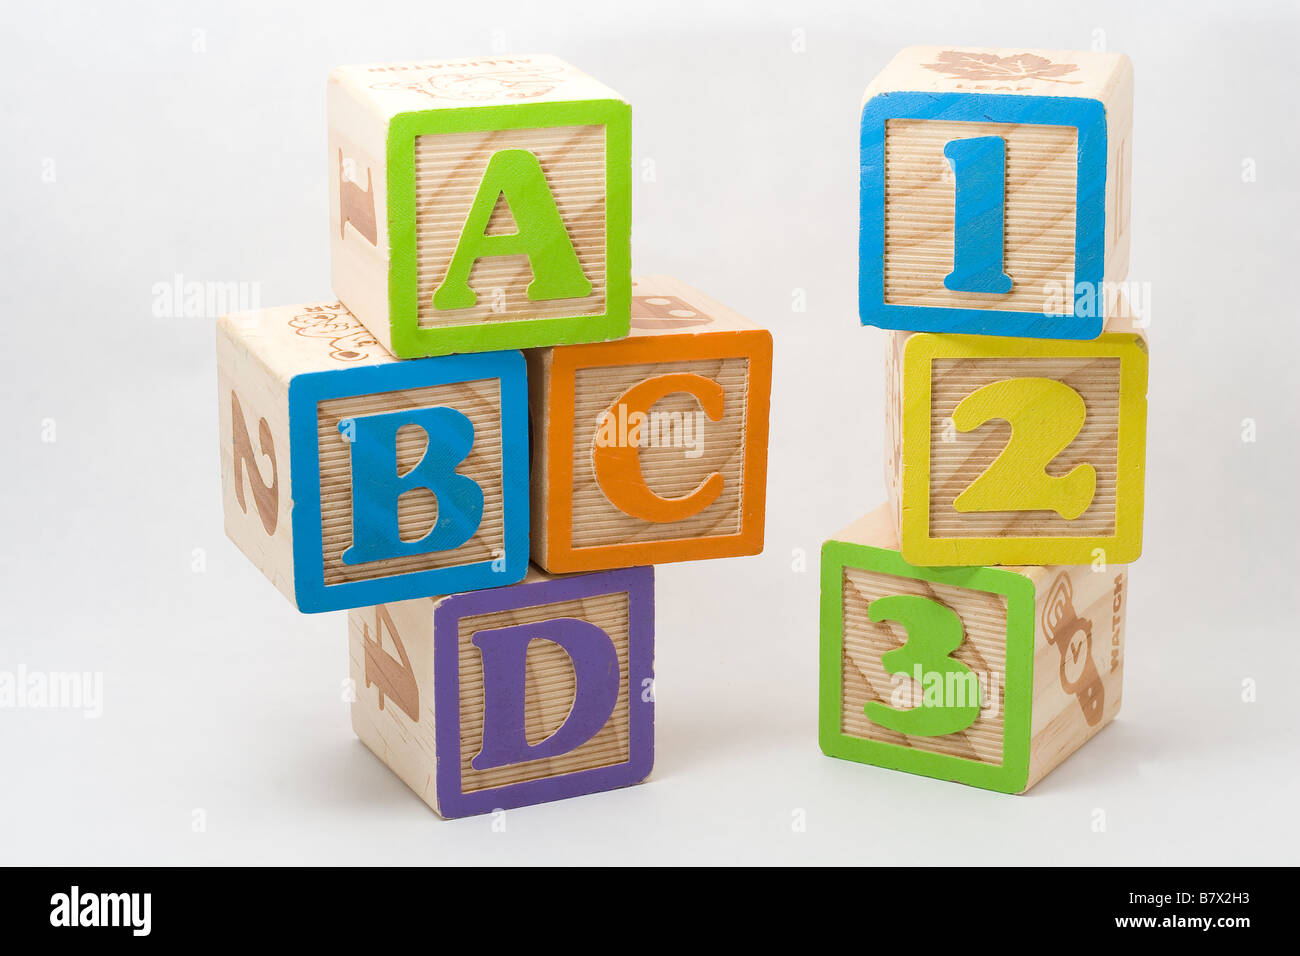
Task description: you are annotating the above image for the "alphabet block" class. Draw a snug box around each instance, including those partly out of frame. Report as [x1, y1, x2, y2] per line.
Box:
[527, 275, 772, 572]
[349, 565, 654, 817]
[885, 328, 1147, 567]
[820, 505, 1127, 793]
[860, 46, 1134, 339]
[328, 55, 631, 358]
[217, 301, 529, 613]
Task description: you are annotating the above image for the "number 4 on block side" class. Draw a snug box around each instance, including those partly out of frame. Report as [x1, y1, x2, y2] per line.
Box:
[819, 505, 1129, 794]
[348, 566, 655, 818]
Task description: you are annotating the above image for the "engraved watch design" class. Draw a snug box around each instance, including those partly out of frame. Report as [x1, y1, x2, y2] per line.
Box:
[1041, 574, 1104, 726]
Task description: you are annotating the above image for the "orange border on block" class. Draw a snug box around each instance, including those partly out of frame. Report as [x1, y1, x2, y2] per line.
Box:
[543, 329, 772, 572]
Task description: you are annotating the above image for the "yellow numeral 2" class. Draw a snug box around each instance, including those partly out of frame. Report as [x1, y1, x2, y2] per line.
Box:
[952, 377, 1096, 520]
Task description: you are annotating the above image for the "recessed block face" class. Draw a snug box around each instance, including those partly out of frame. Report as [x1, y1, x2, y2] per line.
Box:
[348, 566, 654, 818]
[528, 275, 773, 572]
[889, 330, 1147, 567]
[820, 506, 1127, 793]
[217, 301, 529, 613]
[859, 46, 1134, 339]
[328, 55, 631, 358]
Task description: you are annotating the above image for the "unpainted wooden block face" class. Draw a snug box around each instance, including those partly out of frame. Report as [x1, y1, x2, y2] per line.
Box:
[349, 566, 655, 818]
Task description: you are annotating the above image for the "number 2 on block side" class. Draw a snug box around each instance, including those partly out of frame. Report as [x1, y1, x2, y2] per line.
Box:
[951, 377, 1096, 520]
[863, 594, 980, 737]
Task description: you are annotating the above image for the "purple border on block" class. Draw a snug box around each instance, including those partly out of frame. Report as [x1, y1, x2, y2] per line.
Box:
[432, 566, 655, 818]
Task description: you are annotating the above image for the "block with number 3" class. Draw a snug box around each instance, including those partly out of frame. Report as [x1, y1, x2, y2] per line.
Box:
[820, 506, 1127, 793]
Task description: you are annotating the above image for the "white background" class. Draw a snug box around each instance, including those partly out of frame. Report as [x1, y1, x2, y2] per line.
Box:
[2, 0, 1297, 865]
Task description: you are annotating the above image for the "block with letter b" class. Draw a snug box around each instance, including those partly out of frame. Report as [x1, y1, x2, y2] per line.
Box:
[860, 46, 1133, 339]
[328, 55, 631, 358]
[217, 301, 528, 613]
[886, 328, 1148, 567]
[527, 275, 773, 572]
[820, 506, 1127, 793]
[349, 565, 654, 817]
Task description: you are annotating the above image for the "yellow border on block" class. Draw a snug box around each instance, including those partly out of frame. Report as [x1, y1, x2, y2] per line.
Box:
[900, 332, 1148, 567]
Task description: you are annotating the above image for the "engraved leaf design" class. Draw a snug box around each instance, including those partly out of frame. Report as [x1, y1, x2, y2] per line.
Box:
[923, 50, 1081, 83]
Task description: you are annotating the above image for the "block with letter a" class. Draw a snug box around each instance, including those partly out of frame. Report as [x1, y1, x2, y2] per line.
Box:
[349, 565, 654, 817]
[216, 301, 529, 613]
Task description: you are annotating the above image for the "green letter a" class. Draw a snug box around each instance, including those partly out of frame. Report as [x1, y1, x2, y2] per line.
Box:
[432, 148, 592, 310]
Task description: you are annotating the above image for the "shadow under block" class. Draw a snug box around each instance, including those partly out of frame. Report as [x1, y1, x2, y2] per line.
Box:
[328, 55, 631, 358]
[217, 301, 529, 613]
[885, 329, 1148, 567]
[860, 46, 1134, 339]
[526, 275, 773, 572]
[820, 506, 1127, 793]
[349, 565, 654, 817]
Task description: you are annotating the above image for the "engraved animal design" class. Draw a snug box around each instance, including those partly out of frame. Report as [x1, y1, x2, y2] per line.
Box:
[1041, 573, 1104, 725]
[230, 391, 278, 534]
[371, 66, 564, 103]
[287, 304, 380, 362]
[338, 149, 377, 245]
[630, 295, 712, 331]
[922, 50, 1080, 85]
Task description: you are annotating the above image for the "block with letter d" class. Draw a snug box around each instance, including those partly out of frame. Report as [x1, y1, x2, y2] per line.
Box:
[860, 46, 1133, 339]
[820, 506, 1127, 793]
[328, 55, 631, 358]
[886, 327, 1148, 567]
[217, 301, 528, 613]
[527, 275, 773, 573]
[349, 565, 654, 817]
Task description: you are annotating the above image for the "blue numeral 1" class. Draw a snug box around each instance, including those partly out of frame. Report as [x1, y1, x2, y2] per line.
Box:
[943, 135, 1013, 295]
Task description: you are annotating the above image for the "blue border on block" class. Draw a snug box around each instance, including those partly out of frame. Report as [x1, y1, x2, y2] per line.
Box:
[859, 91, 1107, 339]
[287, 349, 529, 613]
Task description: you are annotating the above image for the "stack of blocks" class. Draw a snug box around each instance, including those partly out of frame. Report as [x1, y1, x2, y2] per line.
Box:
[217, 56, 773, 818]
[820, 47, 1147, 793]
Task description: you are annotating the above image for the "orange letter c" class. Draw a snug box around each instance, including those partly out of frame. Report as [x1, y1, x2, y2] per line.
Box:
[591, 373, 725, 523]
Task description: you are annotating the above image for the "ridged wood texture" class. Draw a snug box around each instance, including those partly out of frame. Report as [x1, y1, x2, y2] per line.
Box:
[456, 592, 631, 792]
[883, 119, 1077, 312]
[840, 567, 1008, 766]
[569, 357, 751, 548]
[316, 379, 504, 585]
[414, 125, 606, 328]
[928, 356, 1121, 538]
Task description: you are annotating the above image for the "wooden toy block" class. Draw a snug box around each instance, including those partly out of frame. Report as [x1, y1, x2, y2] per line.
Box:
[820, 505, 1127, 793]
[349, 565, 654, 817]
[217, 301, 529, 613]
[526, 275, 772, 573]
[885, 327, 1148, 567]
[328, 55, 631, 358]
[860, 46, 1134, 339]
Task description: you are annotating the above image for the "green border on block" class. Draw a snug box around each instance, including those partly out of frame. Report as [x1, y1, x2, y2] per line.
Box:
[386, 100, 632, 358]
[818, 538, 1035, 793]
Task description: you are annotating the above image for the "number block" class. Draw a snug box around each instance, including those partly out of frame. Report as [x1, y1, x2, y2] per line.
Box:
[217, 301, 529, 613]
[885, 328, 1148, 566]
[820, 505, 1128, 793]
[527, 275, 772, 572]
[349, 565, 654, 817]
[328, 55, 631, 358]
[860, 46, 1134, 339]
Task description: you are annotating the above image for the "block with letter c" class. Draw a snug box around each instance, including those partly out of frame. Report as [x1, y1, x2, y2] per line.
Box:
[526, 275, 773, 572]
